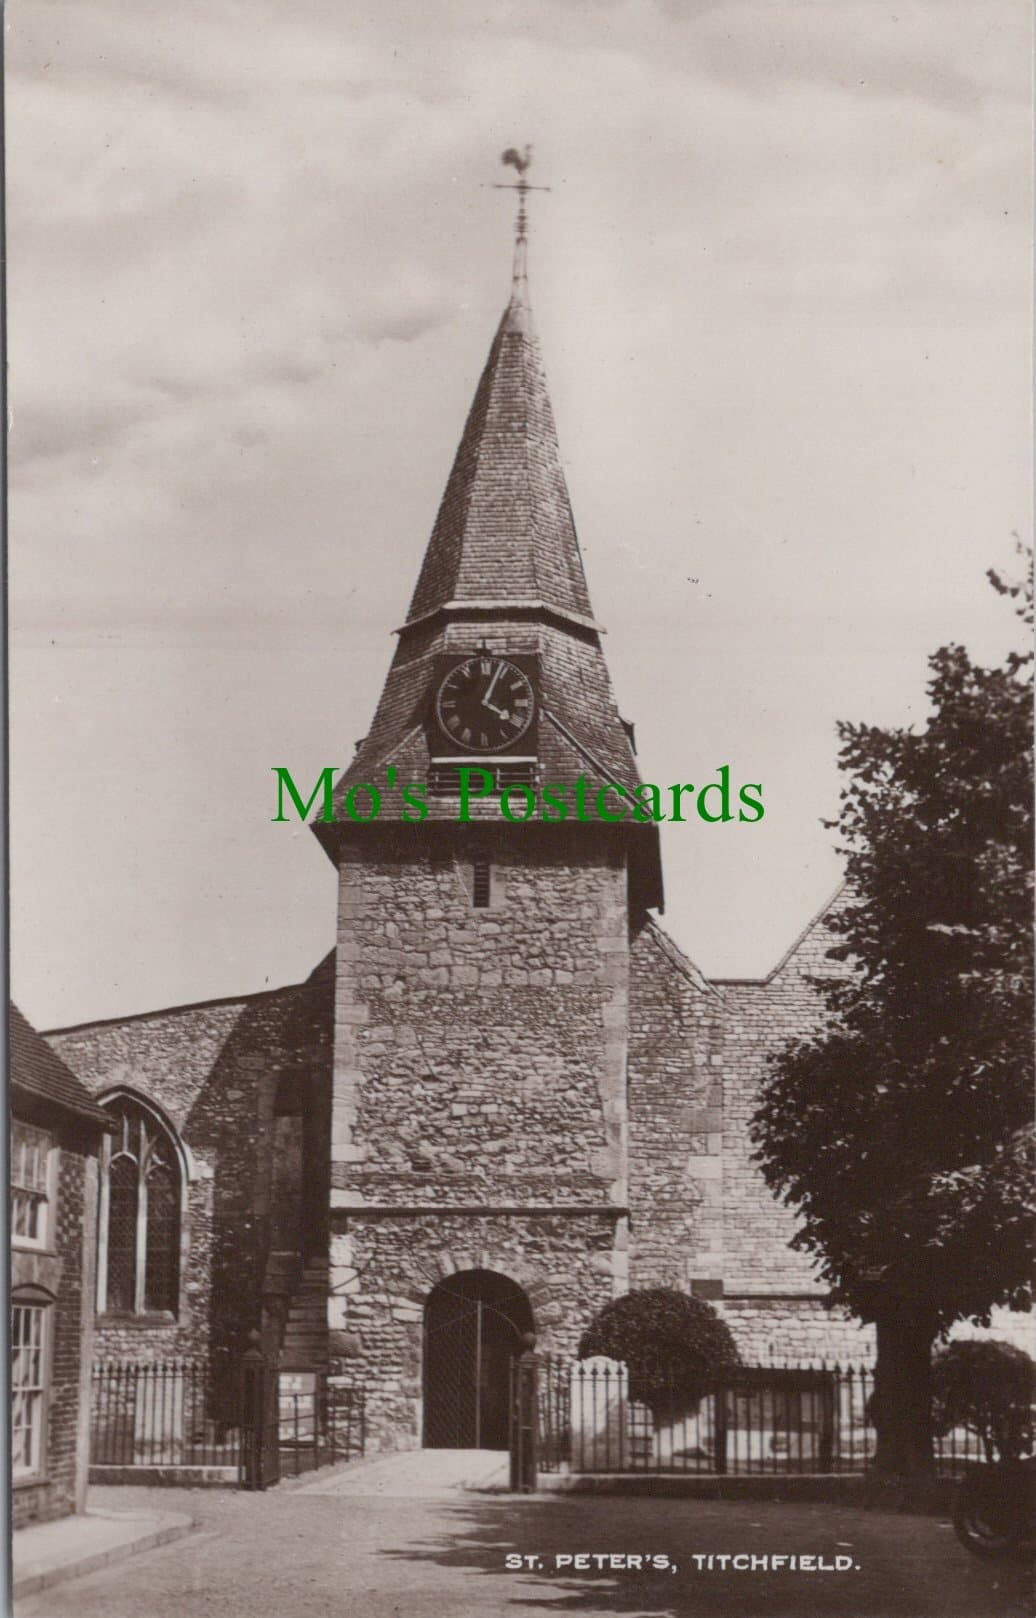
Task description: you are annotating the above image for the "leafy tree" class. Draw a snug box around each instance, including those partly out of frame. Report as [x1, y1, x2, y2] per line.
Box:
[578, 1287, 740, 1413]
[931, 1340, 1035, 1464]
[751, 553, 1034, 1477]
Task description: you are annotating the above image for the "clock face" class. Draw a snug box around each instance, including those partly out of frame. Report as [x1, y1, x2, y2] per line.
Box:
[435, 656, 535, 752]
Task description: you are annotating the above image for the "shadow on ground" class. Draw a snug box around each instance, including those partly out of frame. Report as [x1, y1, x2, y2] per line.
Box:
[377, 1493, 1033, 1618]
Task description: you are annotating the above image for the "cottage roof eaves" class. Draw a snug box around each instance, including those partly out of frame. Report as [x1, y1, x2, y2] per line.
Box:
[10, 1003, 115, 1129]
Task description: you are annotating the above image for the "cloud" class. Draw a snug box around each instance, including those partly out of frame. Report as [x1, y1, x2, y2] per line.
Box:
[7, 0, 1031, 1020]
[7, 0, 1028, 644]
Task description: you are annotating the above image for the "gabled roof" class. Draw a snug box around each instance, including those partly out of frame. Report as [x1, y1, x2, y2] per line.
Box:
[9, 1002, 113, 1129]
[405, 280, 594, 628]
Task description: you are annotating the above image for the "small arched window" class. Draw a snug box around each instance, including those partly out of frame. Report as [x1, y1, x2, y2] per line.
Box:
[98, 1096, 183, 1316]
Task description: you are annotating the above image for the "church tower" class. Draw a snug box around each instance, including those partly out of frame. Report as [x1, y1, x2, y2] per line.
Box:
[314, 158, 662, 1450]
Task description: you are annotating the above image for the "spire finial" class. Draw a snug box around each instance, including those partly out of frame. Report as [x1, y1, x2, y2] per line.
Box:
[495, 146, 550, 293]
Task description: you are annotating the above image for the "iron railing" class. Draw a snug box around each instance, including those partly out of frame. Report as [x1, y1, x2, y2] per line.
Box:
[91, 1358, 240, 1468]
[271, 1380, 368, 1481]
[534, 1357, 990, 1477]
[91, 1358, 366, 1480]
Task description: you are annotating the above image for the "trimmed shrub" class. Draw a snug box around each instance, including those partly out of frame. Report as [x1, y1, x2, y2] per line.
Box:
[578, 1287, 740, 1413]
[931, 1339, 1035, 1463]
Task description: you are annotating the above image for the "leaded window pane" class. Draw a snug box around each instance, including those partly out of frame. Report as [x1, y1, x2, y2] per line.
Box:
[144, 1161, 178, 1313]
[101, 1098, 181, 1316]
[106, 1154, 138, 1313]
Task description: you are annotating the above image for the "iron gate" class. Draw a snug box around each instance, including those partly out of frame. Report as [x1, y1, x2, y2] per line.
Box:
[423, 1272, 532, 1449]
[238, 1348, 367, 1487]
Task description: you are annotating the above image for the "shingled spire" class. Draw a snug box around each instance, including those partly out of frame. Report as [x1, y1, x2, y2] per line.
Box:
[405, 262, 594, 629]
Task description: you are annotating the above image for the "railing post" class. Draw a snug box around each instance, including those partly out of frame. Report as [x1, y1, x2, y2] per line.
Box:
[316, 1370, 325, 1471]
[714, 1375, 729, 1475]
[510, 1332, 539, 1493]
[818, 1363, 834, 1473]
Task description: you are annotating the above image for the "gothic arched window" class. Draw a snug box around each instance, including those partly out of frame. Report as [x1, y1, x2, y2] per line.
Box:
[98, 1096, 183, 1316]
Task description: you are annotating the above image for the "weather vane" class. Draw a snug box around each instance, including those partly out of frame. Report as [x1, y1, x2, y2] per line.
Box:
[493, 145, 550, 286]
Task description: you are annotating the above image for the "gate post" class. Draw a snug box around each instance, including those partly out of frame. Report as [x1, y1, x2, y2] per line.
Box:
[510, 1332, 539, 1493]
[240, 1331, 268, 1490]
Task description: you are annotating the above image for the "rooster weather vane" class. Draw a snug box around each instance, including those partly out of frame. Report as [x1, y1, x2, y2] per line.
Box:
[494, 145, 550, 284]
[501, 144, 533, 176]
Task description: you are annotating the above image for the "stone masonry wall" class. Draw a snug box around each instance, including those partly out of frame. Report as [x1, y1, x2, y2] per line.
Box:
[635, 890, 1031, 1367]
[327, 823, 632, 1443]
[627, 918, 727, 1290]
[716, 895, 1032, 1360]
[716, 1299, 875, 1365]
[330, 1210, 619, 1449]
[626, 892, 880, 1366]
[329, 825, 628, 1215]
[716, 890, 851, 1304]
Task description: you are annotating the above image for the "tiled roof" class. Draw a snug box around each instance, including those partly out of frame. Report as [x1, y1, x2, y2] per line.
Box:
[406, 280, 594, 626]
[9, 1002, 113, 1128]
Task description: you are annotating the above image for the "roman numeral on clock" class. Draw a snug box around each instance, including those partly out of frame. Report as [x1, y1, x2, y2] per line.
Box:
[435, 656, 536, 753]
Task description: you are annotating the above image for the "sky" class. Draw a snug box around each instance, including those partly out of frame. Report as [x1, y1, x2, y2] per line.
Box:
[8, 0, 1031, 1029]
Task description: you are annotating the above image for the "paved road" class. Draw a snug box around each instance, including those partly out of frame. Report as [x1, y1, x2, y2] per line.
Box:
[18, 1464, 1032, 1618]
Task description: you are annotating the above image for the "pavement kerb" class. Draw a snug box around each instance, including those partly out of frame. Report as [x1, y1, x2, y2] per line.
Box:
[13, 1509, 196, 1600]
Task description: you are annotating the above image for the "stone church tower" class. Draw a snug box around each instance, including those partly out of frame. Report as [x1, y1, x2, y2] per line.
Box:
[313, 192, 665, 1448]
[46, 169, 934, 1468]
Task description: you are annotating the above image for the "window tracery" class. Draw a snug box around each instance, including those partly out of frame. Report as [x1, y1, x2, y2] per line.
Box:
[99, 1096, 182, 1316]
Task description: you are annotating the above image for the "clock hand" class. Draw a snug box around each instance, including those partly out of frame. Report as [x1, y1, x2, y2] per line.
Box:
[482, 661, 504, 709]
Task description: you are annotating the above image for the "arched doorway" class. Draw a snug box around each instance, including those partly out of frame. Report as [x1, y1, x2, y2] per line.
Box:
[423, 1270, 533, 1449]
